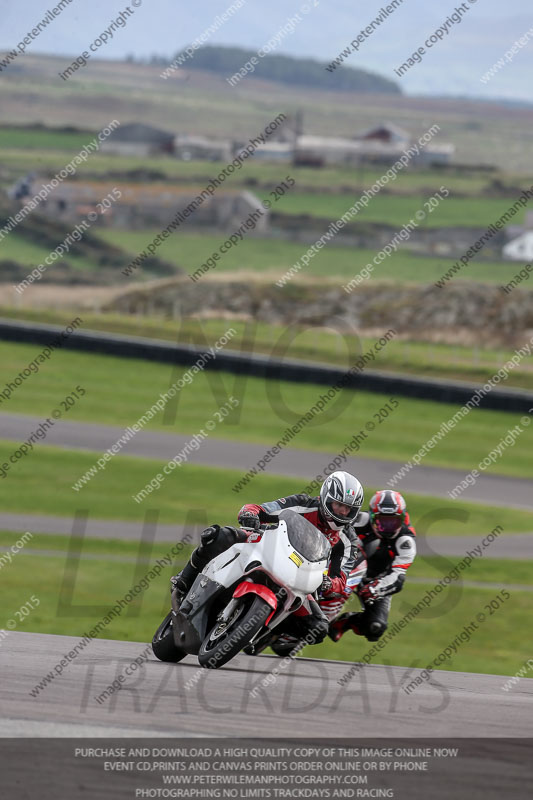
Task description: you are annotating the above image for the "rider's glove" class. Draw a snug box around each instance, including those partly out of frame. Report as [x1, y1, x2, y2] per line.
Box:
[320, 575, 333, 595]
[238, 510, 261, 531]
[358, 579, 382, 604]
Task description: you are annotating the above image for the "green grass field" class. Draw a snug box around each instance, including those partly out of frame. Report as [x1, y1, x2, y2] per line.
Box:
[318, 582, 530, 676]
[0, 233, 97, 272]
[3, 309, 532, 389]
[97, 228, 521, 286]
[0, 127, 95, 151]
[1, 134, 530, 195]
[4, 308, 533, 389]
[4, 307, 531, 378]
[1, 530, 530, 675]
[0, 443, 531, 533]
[410, 555, 533, 585]
[1, 341, 531, 479]
[260, 191, 528, 228]
[0, 530, 191, 557]
[0, 537, 182, 643]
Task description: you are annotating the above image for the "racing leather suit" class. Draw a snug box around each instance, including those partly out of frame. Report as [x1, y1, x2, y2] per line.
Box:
[330, 510, 416, 641]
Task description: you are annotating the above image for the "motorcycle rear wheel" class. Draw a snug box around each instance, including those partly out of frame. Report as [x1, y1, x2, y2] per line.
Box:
[198, 595, 271, 669]
[152, 611, 188, 663]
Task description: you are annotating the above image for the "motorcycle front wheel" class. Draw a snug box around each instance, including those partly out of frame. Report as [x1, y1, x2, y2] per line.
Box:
[198, 594, 271, 669]
[152, 611, 188, 663]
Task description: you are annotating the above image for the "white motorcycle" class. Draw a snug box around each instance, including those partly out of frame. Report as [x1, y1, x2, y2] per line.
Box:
[152, 510, 331, 668]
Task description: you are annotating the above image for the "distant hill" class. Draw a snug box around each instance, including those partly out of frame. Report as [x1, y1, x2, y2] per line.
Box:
[168, 45, 401, 94]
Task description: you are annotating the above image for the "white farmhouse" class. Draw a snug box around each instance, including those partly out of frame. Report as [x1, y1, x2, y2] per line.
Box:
[503, 232, 533, 261]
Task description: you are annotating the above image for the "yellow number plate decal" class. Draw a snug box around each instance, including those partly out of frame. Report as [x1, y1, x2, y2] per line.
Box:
[289, 552, 303, 567]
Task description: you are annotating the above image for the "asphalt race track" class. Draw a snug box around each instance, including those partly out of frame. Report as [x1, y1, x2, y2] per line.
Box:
[2, 632, 532, 738]
[1, 412, 532, 510]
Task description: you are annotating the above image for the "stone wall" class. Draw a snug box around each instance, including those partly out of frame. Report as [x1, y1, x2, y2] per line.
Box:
[106, 277, 533, 347]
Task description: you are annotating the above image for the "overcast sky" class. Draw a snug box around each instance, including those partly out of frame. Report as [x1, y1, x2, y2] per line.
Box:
[1, 0, 532, 101]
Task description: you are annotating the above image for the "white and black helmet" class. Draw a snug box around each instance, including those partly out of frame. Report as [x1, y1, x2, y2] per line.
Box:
[319, 471, 364, 529]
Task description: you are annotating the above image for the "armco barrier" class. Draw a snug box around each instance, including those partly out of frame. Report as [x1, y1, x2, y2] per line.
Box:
[1, 318, 532, 412]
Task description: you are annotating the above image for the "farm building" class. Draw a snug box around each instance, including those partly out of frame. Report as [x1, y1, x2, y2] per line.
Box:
[503, 232, 533, 261]
[355, 122, 454, 166]
[294, 135, 361, 166]
[291, 133, 454, 168]
[99, 123, 176, 157]
[411, 142, 455, 167]
[18, 179, 269, 232]
[358, 123, 411, 146]
[174, 135, 232, 162]
[242, 142, 293, 163]
[237, 119, 455, 167]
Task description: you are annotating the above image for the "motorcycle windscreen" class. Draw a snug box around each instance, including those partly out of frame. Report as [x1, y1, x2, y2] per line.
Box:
[279, 509, 331, 562]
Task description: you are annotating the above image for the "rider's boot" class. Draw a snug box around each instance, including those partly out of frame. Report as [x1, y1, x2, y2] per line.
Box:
[170, 555, 203, 606]
[270, 634, 301, 657]
[271, 600, 328, 657]
[328, 612, 364, 642]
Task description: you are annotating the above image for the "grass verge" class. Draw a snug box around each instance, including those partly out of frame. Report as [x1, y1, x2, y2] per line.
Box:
[3, 309, 533, 389]
[315, 583, 530, 677]
[0, 446, 531, 532]
[1, 529, 530, 676]
[2, 309, 532, 389]
[0, 341, 531, 479]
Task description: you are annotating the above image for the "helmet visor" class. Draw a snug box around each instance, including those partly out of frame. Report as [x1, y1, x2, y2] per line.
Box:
[373, 514, 402, 537]
[325, 496, 360, 524]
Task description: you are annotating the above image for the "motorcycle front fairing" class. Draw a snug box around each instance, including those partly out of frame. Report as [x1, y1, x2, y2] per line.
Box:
[203, 522, 328, 592]
[203, 514, 329, 633]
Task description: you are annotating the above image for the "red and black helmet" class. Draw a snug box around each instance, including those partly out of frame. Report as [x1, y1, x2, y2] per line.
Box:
[369, 490, 407, 539]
